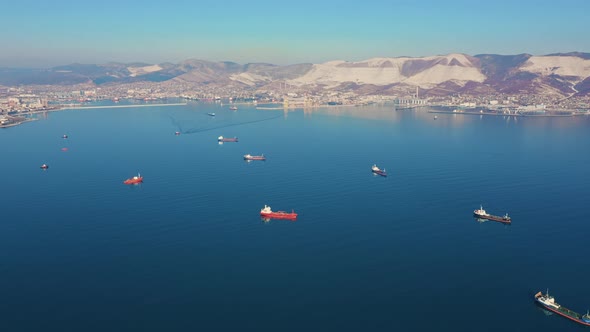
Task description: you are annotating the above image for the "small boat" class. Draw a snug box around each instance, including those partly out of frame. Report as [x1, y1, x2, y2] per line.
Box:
[434, 115, 438, 120]
[175, 131, 181, 135]
[244, 154, 265, 161]
[229, 106, 238, 110]
[40, 164, 48, 169]
[371, 164, 387, 177]
[218, 136, 238, 142]
[535, 290, 590, 326]
[123, 173, 143, 185]
[260, 205, 297, 220]
[473, 205, 511, 224]
[62, 134, 68, 139]
[207, 112, 216, 116]
[61, 148, 68, 152]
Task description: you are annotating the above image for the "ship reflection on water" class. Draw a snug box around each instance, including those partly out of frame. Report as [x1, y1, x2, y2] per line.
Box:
[261, 217, 296, 223]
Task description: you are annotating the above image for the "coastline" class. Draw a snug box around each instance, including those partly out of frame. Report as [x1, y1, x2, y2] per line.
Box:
[1, 103, 188, 128]
[59, 102, 188, 110]
[427, 109, 584, 117]
[0, 118, 38, 128]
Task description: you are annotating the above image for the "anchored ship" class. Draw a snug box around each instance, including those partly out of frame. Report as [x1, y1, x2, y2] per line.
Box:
[244, 154, 265, 161]
[260, 205, 297, 220]
[473, 205, 511, 224]
[371, 164, 387, 177]
[218, 136, 238, 142]
[535, 290, 590, 326]
[123, 173, 143, 185]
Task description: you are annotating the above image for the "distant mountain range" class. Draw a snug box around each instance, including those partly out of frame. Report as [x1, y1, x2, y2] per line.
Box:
[2, 52, 590, 97]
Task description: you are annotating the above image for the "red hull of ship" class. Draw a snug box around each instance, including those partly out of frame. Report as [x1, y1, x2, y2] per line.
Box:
[124, 178, 143, 185]
[535, 293, 590, 326]
[260, 212, 297, 220]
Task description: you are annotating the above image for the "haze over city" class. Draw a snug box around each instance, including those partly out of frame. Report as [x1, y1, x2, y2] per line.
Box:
[3, 0, 590, 67]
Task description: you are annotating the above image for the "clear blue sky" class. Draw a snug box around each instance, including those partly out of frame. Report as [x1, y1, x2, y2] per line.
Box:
[2, 0, 589, 67]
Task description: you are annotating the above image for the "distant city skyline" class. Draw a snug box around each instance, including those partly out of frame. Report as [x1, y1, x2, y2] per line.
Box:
[2, 0, 590, 68]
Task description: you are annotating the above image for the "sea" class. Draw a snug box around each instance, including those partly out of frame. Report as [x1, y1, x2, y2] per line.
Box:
[1, 101, 590, 331]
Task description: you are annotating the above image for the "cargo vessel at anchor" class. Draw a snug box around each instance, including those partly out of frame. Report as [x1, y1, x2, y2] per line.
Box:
[260, 205, 297, 220]
[371, 164, 387, 177]
[123, 173, 143, 185]
[473, 205, 511, 224]
[535, 290, 590, 326]
[218, 136, 238, 142]
[244, 154, 265, 161]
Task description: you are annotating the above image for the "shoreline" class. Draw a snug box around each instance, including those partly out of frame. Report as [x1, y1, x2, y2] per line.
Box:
[0, 118, 38, 128]
[59, 102, 188, 110]
[1, 103, 188, 128]
[427, 110, 583, 117]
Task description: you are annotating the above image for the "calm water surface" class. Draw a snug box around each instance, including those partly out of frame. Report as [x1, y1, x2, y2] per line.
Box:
[1, 102, 590, 331]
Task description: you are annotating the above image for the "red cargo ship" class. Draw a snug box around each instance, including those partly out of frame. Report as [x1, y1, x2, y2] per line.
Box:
[473, 205, 511, 224]
[535, 290, 590, 326]
[123, 173, 143, 185]
[260, 205, 297, 220]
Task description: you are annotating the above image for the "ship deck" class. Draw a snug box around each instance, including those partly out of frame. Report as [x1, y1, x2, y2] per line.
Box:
[557, 306, 582, 319]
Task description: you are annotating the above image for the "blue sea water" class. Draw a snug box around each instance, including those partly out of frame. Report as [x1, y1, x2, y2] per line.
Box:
[1, 102, 590, 331]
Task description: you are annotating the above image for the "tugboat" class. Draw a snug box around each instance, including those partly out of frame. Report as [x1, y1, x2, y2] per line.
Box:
[40, 164, 49, 169]
[218, 136, 238, 142]
[473, 205, 511, 224]
[371, 164, 387, 177]
[260, 205, 297, 220]
[244, 154, 265, 161]
[123, 173, 143, 185]
[535, 290, 590, 326]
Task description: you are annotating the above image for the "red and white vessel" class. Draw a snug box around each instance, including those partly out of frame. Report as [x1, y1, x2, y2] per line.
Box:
[123, 173, 143, 185]
[535, 290, 590, 326]
[473, 205, 511, 224]
[244, 154, 265, 161]
[260, 205, 297, 220]
[371, 164, 387, 177]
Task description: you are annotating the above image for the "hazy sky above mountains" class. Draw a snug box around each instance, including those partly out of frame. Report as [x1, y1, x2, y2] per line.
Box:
[2, 0, 589, 67]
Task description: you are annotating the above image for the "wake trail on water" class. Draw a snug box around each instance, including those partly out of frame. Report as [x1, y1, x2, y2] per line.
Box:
[181, 114, 283, 134]
[168, 115, 183, 133]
